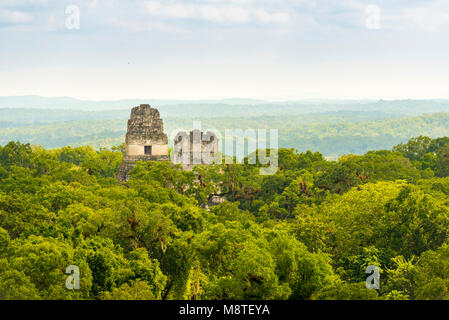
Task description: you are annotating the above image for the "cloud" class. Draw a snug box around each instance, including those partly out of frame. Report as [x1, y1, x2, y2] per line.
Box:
[145, 0, 290, 25]
[0, 9, 32, 26]
[392, 6, 449, 31]
[109, 17, 187, 34]
[253, 9, 290, 24]
[1, 0, 449, 33]
[9, 11, 32, 23]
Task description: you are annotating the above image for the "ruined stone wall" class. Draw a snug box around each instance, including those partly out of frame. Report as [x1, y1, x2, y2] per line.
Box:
[173, 129, 219, 171]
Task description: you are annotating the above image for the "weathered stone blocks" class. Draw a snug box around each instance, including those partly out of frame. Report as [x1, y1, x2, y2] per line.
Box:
[116, 104, 169, 181]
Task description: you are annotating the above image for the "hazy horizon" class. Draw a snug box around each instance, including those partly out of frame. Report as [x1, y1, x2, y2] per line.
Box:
[1, 94, 449, 103]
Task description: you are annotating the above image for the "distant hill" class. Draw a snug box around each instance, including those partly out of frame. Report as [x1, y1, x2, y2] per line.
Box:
[1, 95, 449, 116]
[0, 95, 267, 111]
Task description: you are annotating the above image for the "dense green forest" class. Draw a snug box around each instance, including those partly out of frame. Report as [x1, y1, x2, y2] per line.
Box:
[1, 135, 449, 299]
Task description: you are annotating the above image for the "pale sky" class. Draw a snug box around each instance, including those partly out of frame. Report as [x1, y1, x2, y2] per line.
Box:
[1, 0, 449, 100]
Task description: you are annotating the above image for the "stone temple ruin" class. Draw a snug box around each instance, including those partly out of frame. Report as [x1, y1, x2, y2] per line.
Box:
[116, 104, 169, 181]
[173, 129, 219, 171]
[116, 104, 220, 181]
